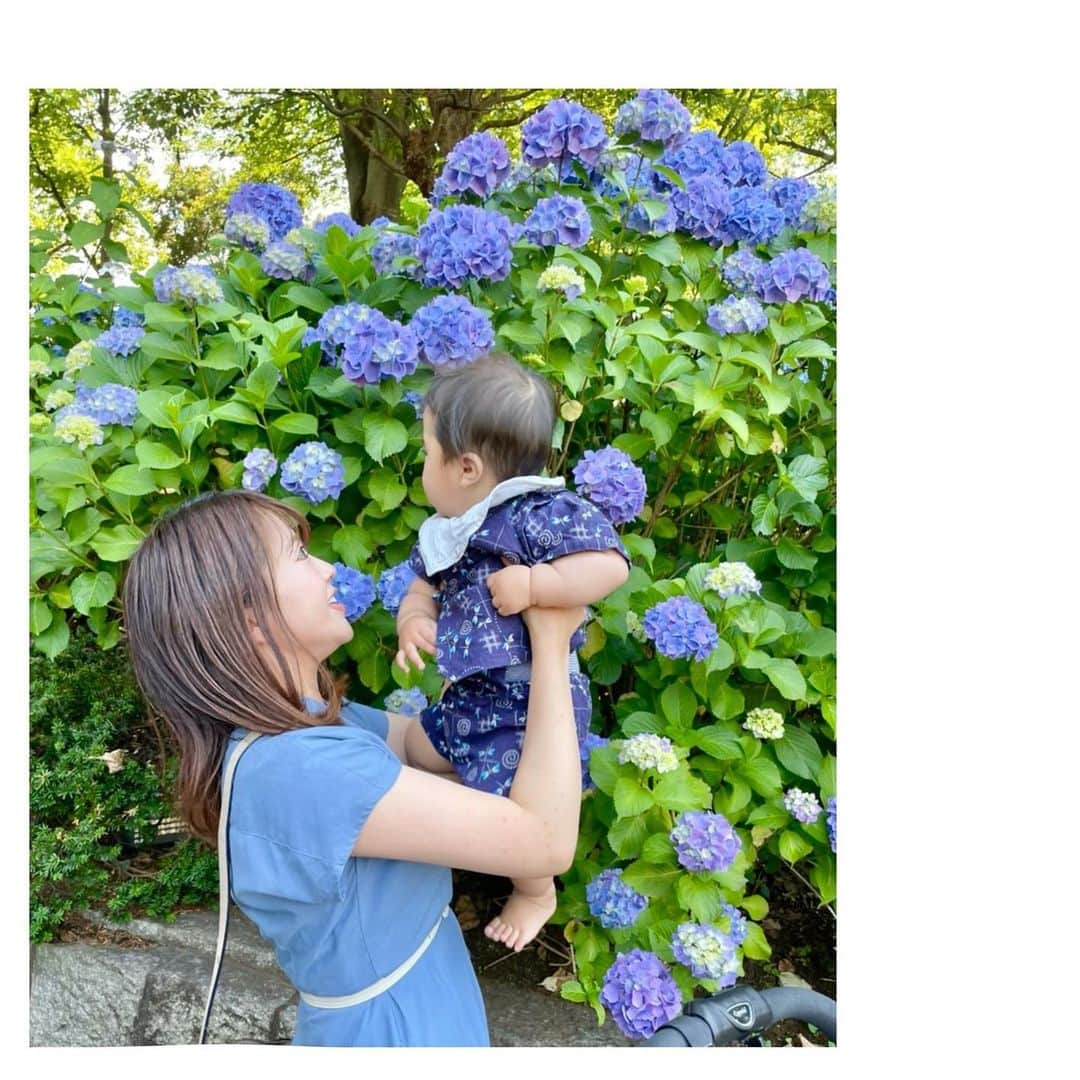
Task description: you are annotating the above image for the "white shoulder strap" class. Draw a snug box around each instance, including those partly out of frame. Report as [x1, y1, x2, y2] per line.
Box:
[198, 730, 262, 1045]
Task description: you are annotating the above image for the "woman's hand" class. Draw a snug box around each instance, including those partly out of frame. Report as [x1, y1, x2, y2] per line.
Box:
[520, 603, 586, 648]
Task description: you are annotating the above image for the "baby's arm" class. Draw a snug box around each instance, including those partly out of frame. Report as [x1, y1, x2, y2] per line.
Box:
[487, 550, 629, 616]
[395, 575, 439, 672]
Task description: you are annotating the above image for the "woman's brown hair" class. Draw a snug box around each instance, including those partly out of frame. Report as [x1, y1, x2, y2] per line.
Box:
[121, 489, 347, 846]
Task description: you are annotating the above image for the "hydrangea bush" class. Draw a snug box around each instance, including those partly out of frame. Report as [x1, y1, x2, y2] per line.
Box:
[29, 90, 836, 1033]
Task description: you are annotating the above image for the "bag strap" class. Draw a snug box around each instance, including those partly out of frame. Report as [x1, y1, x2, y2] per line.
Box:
[199, 729, 262, 1045]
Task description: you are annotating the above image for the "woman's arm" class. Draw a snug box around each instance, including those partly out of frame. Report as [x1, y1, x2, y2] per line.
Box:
[352, 606, 584, 879]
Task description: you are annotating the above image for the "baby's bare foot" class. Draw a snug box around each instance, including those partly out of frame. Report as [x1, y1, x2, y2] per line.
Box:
[483, 885, 556, 952]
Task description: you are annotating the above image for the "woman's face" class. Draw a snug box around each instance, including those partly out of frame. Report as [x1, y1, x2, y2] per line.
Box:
[257, 513, 353, 667]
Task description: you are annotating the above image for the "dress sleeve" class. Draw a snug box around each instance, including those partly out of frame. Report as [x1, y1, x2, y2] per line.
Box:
[230, 725, 402, 905]
[519, 489, 632, 568]
[407, 542, 434, 584]
[341, 699, 390, 741]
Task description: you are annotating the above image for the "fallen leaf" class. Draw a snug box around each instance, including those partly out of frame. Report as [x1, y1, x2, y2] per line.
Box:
[454, 895, 481, 931]
[778, 970, 813, 991]
[93, 750, 127, 774]
[539, 967, 574, 993]
[777, 958, 795, 973]
[751, 825, 774, 848]
[796, 1034, 818, 1048]
[763, 918, 782, 932]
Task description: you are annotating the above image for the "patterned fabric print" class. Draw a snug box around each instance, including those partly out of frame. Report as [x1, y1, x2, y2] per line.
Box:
[421, 671, 593, 795]
[408, 488, 630, 684]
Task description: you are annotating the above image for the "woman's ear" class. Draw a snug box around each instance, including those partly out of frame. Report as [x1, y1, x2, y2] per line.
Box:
[244, 606, 269, 648]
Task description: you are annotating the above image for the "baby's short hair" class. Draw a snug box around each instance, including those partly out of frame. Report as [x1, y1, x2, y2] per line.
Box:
[422, 353, 555, 481]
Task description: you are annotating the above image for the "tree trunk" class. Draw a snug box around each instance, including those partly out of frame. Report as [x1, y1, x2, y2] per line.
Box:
[336, 90, 407, 224]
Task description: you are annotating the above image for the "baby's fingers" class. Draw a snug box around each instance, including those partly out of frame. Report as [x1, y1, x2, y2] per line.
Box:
[406, 642, 426, 670]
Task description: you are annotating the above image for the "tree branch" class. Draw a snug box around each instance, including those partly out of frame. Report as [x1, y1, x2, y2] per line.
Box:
[341, 120, 409, 180]
[29, 147, 75, 228]
[773, 138, 836, 163]
[290, 89, 410, 145]
[478, 104, 545, 131]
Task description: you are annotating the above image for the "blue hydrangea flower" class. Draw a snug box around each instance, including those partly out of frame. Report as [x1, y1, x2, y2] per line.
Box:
[798, 186, 837, 233]
[384, 687, 428, 718]
[703, 561, 762, 598]
[670, 810, 741, 872]
[572, 446, 646, 525]
[338, 305, 420, 385]
[225, 182, 303, 244]
[75, 282, 102, 324]
[95, 324, 145, 356]
[671, 923, 740, 986]
[642, 596, 718, 661]
[279, 441, 345, 504]
[755, 248, 832, 304]
[416, 205, 519, 290]
[436, 131, 511, 199]
[614, 89, 692, 148]
[585, 868, 648, 930]
[722, 248, 768, 294]
[769, 177, 816, 227]
[719, 902, 748, 946]
[722, 186, 786, 246]
[305, 303, 368, 367]
[260, 240, 314, 282]
[153, 264, 223, 307]
[62, 381, 138, 426]
[371, 228, 421, 279]
[376, 561, 418, 613]
[706, 295, 768, 336]
[826, 796, 837, 852]
[783, 787, 823, 825]
[402, 390, 425, 419]
[523, 195, 592, 248]
[716, 141, 767, 187]
[594, 150, 660, 199]
[410, 295, 494, 369]
[313, 212, 360, 237]
[330, 563, 375, 622]
[670, 175, 734, 246]
[581, 731, 609, 791]
[224, 211, 271, 252]
[599, 949, 682, 1040]
[625, 194, 677, 236]
[521, 98, 609, 171]
[655, 131, 727, 190]
[241, 448, 278, 492]
[112, 306, 144, 328]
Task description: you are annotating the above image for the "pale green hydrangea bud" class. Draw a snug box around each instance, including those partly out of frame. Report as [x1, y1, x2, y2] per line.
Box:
[29, 357, 51, 379]
[743, 707, 785, 740]
[29, 412, 51, 434]
[625, 610, 649, 643]
[54, 412, 104, 450]
[64, 340, 95, 376]
[625, 275, 648, 296]
[618, 733, 679, 773]
[537, 264, 585, 299]
[44, 389, 74, 412]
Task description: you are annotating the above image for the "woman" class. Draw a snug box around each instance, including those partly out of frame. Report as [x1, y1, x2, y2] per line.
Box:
[121, 488, 584, 1046]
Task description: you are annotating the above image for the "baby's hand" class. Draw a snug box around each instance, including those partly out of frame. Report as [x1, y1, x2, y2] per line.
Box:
[395, 614, 438, 672]
[487, 563, 533, 617]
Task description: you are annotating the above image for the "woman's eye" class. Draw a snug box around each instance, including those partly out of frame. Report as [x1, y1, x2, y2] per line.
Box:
[297, 545, 309, 559]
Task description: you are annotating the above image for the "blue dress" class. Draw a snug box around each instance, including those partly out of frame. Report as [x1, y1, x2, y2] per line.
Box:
[222, 700, 490, 1046]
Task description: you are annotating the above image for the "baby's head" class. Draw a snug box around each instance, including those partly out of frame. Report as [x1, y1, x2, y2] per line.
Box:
[420, 352, 555, 517]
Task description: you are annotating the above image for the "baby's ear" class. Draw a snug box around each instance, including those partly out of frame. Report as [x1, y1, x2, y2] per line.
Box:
[459, 450, 485, 486]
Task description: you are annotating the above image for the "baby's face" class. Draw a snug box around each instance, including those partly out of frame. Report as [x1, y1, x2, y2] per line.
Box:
[421, 409, 490, 517]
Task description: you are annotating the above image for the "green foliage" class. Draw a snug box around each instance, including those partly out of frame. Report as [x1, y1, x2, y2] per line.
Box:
[29, 625, 216, 942]
[28, 153, 836, 1019]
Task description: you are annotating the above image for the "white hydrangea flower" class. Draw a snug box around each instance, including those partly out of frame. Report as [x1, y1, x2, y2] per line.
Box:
[743, 707, 785, 740]
[63, 340, 95, 377]
[618, 733, 679, 773]
[54, 412, 104, 450]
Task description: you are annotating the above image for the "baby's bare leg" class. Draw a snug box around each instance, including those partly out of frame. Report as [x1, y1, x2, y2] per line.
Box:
[484, 875, 557, 952]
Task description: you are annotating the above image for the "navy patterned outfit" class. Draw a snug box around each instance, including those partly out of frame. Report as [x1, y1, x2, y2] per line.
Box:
[408, 479, 629, 795]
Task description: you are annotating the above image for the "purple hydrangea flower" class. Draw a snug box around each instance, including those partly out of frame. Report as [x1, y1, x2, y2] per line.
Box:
[722, 248, 768, 294]
[671, 923, 740, 985]
[371, 229, 421, 279]
[523, 195, 592, 248]
[279, 441, 345, 504]
[410, 294, 494, 368]
[241, 448, 278, 492]
[614, 89, 692, 148]
[581, 731, 609, 791]
[95, 324, 145, 356]
[436, 131, 511, 199]
[755, 248, 832, 304]
[313, 212, 360, 237]
[716, 141, 767, 188]
[384, 686, 428, 718]
[112, 306, 144, 328]
[572, 446, 647, 526]
[224, 212, 271, 252]
[416, 205, 519, 290]
[768, 177, 816, 227]
[521, 98, 609, 171]
[670, 810, 741, 872]
[153, 264, 223, 307]
[62, 381, 138, 427]
[655, 131, 727, 190]
[625, 195, 677, 237]
[783, 787, 823, 825]
[305, 302, 371, 367]
[642, 596, 718, 661]
[260, 240, 314, 282]
[826, 796, 836, 852]
[722, 186, 786, 246]
[719, 902, 748, 946]
[376, 561, 418, 613]
[225, 182, 303, 244]
[331, 563, 375, 622]
[706, 295, 768, 336]
[599, 949, 682, 1040]
[670, 175, 734, 246]
[338, 305, 420, 385]
[586, 868, 648, 930]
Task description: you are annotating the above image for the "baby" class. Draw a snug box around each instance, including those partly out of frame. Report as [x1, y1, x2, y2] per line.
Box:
[396, 353, 631, 951]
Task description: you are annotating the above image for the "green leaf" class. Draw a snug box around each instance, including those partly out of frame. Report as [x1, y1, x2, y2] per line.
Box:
[552, 312, 593, 349]
[65, 507, 105, 546]
[660, 683, 698, 729]
[587, 745, 620, 796]
[622, 860, 681, 899]
[30, 598, 53, 635]
[103, 465, 158, 497]
[331, 526, 372, 568]
[746, 801, 791, 829]
[737, 756, 783, 798]
[34, 615, 70, 659]
[643, 234, 681, 266]
[614, 776, 655, 817]
[137, 389, 180, 430]
[200, 340, 245, 371]
[762, 658, 807, 701]
[139, 331, 196, 365]
[810, 857, 837, 905]
[284, 284, 333, 315]
[652, 768, 712, 812]
[89, 524, 145, 562]
[271, 412, 319, 435]
[641, 409, 675, 449]
[641, 832, 676, 865]
[780, 338, 834, 363]
[651, 165, 685, 191]
[774, 727, 823, 782]
[212, 401, 261, 426]
[741, 920, 771, 960]
[363, 414, 408, 463]
[620, 711, 664, 736]
[141, 301, 192, 335]
[90, 177, 122, 219]
[717, 408, 749, 443]
[755, 378, 792, 415]
[694, 724, 742, 761]
[785, 455, 829, 501]
[30, 445, 95, 488]
[559, 981, 586, 1003]
[70, 571, 116, 615]
[740, 895, 769, 921]
[778, 829, 814, 864]
[368, 470, 407, 511]
[607, 813, 650, 858]
[135, 440, 186, 470]
[245, 360, 282, 408]
[776, 537, 818, 571]
[675, 875, 723, 922]
[621, 534, 655, 568]
[497, 319, 544, 348]
[68, 220, 104, 248]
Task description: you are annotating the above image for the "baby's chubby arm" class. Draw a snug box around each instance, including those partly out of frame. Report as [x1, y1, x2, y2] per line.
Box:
[487, 550, 630, 617]
[395, 575, 439, 672]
